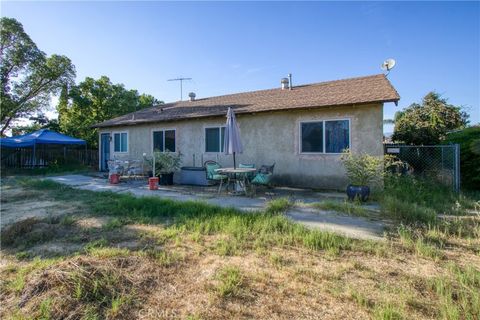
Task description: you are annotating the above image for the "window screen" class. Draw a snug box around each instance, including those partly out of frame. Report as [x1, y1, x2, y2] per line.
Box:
[164, 130, 176, 152]
[114, 133, 127, 152]
[205, 127, 225, 152]
[205, 128, 220, 152]
[153, 131, 164, 152]
[325, 120, 349, 153]
[153, 130, 176, 152]
[301, 122, 323, 153]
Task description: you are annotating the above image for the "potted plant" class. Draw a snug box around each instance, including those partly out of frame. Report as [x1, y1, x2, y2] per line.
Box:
[153, 150, 182, 185]
[142, 153, 153, 177]
[340, 150, 383, 202]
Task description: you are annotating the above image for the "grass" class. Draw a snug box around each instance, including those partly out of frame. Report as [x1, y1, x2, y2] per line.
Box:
[214, 266, 245, 298]
[19, 179, 356, 254]
[379, 176, 479, 224]
[1, 176, 479, 319]
[428, 264, 480, 319]
[310, 199, 371, 217]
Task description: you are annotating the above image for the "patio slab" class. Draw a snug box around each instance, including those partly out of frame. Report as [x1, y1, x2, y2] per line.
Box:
[45, 174, 386, 241]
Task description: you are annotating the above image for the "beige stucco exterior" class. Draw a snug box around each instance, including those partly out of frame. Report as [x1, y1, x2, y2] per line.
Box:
[99, 103, 383, 189]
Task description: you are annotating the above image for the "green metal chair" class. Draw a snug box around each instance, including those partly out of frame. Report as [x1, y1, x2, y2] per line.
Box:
[204, 160, 228, 193]
[251, 163, 275, 195]
[239, 163, 255, 182]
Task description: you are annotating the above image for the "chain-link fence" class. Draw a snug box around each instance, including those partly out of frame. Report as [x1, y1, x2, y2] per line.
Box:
[384, 144, 460, 192]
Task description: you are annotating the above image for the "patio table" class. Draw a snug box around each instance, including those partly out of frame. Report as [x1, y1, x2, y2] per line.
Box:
[215, 167, 257, 195]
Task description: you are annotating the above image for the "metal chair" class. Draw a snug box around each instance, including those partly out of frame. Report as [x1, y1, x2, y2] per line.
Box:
[251, 163, 275, 195]
[204, 160, 228, 193]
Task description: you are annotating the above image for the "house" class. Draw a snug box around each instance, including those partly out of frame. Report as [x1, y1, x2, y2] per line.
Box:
[93, 74, 400, 189]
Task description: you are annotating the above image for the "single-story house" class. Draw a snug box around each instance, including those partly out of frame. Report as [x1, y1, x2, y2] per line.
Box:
[93, 74, 400, 189]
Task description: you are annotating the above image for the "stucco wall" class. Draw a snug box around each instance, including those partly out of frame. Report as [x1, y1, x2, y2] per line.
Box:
[99, 103, 383, 189]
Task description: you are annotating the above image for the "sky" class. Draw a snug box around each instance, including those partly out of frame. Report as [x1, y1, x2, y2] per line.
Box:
[2, 1, 479, 133]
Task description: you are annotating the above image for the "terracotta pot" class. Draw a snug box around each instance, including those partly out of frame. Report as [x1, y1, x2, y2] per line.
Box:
[148, 177, 159, 190]
[109, 174, 120, 184]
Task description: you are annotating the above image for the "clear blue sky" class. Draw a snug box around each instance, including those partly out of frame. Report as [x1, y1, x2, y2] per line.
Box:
[2, 1, 479, 132]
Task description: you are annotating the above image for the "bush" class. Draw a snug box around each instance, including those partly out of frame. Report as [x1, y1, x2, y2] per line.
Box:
[444, 125, 480, 190]
[341, 150, 384, 186]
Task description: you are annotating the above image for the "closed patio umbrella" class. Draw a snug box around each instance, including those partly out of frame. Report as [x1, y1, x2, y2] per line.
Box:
[224, 107, 243, 168]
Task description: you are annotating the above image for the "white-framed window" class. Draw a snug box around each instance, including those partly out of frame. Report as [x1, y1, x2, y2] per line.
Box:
[205, 126, 226, 153]
[113, 132, 128, 153]
[153, 129, 176, 152]
[300, 119, 350, 154]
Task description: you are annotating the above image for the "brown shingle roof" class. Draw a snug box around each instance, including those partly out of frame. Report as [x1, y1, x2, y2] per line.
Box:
[94, 74, 399, 128]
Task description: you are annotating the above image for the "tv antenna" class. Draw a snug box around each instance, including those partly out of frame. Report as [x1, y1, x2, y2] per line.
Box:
[168, 77, 192, 101]
[381, 58, 396, 76]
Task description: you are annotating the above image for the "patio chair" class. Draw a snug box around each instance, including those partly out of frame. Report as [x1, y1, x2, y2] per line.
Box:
[239, 163, 256, 181]
[251, 163, 275, 194]
[204, 160, 228, 193]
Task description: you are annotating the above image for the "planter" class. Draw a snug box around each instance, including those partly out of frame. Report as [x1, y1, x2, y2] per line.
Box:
[109, 173, 120, 184]
[148, 177, 159, 190]
[158, 172, 174, 185]
[346, 185, 370, 202]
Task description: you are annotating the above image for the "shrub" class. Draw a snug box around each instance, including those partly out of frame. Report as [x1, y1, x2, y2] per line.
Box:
[341, 150, 384, 186]
[444, 125, 480, 190]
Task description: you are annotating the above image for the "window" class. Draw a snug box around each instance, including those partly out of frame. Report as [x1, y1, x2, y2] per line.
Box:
[325, 120, 349, 153]
[300, 119, 349, 154]
[301, 122, 323, 153]
[205, 127, 225, 152]
[113, 132, 128, 152]
[153, 129, 176, 152]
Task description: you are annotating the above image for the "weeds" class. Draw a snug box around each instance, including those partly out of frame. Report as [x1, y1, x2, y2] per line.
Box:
[60, 215, 76, 226]
[311, 199, 370, 217]
[141, 249, 181, 267]
[397, 225, 443, 260]
[214, 266, 244, 298]
[265, 197, 292, 215]
[102, 217, 125, 231]
[21, 179, 356, 254]
[214, 238, 238, 256]
[428, 264, 480, 319]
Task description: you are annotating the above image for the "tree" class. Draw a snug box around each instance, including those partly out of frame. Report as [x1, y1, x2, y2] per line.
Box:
[0, 17, 75, 136]
[392, 92, 469, 145]
[58, 76, 162, 147]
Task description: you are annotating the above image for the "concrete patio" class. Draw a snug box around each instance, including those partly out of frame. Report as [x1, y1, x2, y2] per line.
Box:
[45, 174, 387, 240]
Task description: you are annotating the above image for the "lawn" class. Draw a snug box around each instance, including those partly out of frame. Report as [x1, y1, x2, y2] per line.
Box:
[0, 177, 479, 320]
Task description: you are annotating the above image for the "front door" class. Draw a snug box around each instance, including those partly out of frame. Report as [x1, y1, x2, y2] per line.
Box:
[100, 133, 110, 171]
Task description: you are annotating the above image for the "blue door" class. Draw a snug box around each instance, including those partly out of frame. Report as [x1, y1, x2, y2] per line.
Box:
[100, 133, 110, 171]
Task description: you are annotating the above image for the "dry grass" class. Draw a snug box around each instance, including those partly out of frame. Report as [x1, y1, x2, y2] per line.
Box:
[1, 179, 479, 319]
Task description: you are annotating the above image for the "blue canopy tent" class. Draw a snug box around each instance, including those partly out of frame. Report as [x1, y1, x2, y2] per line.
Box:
[1, 129, 86, 167]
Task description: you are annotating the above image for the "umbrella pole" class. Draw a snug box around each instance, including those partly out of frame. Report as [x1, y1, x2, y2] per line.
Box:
[233, 152, 236, 169]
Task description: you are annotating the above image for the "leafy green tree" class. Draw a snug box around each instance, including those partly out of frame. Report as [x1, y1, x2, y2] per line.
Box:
[58, 76, 162, 147]
[0, 17, 75, 136]
[11, 113, 60, 135]
[392, 92, 469, 145]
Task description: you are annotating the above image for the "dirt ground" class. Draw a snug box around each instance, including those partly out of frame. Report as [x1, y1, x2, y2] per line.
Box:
[1, 182, 479, 320]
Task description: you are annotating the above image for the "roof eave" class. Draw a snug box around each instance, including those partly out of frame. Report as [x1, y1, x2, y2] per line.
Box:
[92, 98, 400, 129]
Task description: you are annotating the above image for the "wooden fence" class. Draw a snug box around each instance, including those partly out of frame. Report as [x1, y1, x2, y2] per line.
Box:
[1, 145, 98, 169]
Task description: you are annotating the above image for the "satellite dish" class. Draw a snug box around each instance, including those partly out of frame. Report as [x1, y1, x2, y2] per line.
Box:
[381, 58, 396, 73]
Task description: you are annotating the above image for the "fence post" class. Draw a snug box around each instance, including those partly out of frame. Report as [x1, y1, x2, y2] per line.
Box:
[454, 144, 460, 192]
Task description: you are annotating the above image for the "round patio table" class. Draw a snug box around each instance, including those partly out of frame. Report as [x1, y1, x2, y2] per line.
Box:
[215, 167, 257, 195]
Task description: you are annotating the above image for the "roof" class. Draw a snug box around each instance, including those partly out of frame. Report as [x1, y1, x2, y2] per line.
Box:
[0, 129, 86, 148]
[94, 74, 400, 128]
